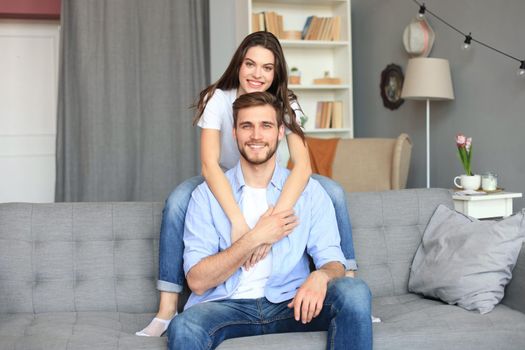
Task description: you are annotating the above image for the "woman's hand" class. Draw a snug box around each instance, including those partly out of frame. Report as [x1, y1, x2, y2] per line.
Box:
[231, 218, 272, 270]
[244, 244, 272, 270]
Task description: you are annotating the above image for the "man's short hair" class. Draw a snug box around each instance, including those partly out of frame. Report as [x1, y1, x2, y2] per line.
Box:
[232, 92, 284, 128]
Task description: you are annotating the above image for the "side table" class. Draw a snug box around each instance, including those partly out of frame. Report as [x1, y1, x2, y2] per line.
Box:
[453, 191, 523, 219]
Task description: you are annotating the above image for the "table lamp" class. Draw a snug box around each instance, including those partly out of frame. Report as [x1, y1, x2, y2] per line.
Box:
[401, 57, 455, 188]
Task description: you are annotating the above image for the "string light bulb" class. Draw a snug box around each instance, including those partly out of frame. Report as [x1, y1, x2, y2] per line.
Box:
[518, 61, 525, 78]
[462, 33, 472, 50]
[417, 4, 426, 19]
[411, 0, 524, 81]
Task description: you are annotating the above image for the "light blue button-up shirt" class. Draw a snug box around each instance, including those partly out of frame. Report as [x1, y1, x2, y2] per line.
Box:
[183, 162, 347, 310]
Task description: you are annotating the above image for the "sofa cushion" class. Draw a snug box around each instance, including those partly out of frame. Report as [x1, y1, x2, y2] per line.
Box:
[0, 312, 167, 350]
[408, 205, 525, 314]
[218, 295, 525, 350]
[372, 293, 525, 350]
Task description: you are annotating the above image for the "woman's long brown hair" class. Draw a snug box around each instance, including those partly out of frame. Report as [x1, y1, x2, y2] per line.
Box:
[194, 31, 304, 140]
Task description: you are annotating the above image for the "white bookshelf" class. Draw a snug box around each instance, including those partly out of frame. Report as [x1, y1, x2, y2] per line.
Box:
[235, 0, 354, 138]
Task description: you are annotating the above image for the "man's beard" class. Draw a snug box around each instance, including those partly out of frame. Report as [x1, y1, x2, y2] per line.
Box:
[237, 139, 279, 165]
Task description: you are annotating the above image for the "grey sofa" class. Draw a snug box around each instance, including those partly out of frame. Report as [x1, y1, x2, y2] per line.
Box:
[1, 188, 525, 350]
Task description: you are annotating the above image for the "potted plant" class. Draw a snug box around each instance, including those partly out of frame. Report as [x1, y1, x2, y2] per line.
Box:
[300, 114, 308, 128]
[289, 67, 301, 85]
[454, 133, 481, 190]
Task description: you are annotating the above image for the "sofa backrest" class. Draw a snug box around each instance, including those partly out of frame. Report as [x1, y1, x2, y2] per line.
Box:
[0, 202, 163, 314]
[0, 188, 453, 314]
[347, 188, 453, 297]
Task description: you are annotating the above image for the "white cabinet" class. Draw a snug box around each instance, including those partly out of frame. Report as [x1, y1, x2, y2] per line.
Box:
[235, 0, 354, 138]
[453, 192, 523, 219]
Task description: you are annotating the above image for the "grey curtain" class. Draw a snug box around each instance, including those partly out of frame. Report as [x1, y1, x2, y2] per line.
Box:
[55, 0, 209, 201]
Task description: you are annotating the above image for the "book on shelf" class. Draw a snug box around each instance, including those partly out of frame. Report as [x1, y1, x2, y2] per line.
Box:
[305, 16, 320, 40]
[315, 101, 343, 129]
[252, 11, 341, 41]
[332, 16, 341, 41]
[331, 101, 343, 129]
[252, 12, 265, 32]
[252, 11, 284, 38]
[301, 16, 313, 39]
[323, 102, 333, 128]
[315, 101, 323, 128]
[302, 16, 341, 41]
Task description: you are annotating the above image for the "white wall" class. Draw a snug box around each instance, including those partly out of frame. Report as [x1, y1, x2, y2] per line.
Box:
[0, 19, 59, 203]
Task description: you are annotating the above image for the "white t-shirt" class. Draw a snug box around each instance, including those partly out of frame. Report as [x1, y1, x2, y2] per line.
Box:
[197, 89, 239, 170]
[197, 88, 304, 171]
[230, 185, 272, 299]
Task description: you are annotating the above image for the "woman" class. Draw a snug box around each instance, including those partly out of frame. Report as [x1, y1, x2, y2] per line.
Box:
[136, 31, 356, 337]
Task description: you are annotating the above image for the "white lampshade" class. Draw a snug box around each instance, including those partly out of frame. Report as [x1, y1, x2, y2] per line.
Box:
[401, 58, 455, 101]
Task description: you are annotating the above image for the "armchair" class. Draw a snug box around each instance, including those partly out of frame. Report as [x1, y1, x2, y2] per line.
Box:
[331, 133, 412, 192]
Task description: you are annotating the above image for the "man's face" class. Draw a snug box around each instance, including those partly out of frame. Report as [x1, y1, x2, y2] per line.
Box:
[234, 105, 284, 165]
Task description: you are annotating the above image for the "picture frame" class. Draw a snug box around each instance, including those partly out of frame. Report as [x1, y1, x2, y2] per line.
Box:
[380, 64, 405, 110]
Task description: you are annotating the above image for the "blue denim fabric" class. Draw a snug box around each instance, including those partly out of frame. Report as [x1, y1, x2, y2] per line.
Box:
[168, 277, 372, 350]
[311, 174, 357, 270]
[157, 176, 204, 292]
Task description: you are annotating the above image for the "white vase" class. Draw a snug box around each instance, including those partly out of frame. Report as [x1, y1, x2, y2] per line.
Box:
[454, 174, 481, 190]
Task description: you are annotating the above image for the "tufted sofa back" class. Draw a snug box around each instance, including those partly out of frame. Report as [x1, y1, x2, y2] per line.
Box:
[0, 202, 163, 314]
[0, 189, 453, 315]
[347, 189, 453, 297]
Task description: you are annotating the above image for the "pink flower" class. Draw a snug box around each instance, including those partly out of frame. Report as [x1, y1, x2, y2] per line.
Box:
[456, 133, 466, 147]
[465, 137, 472, 152]
[455, 133, 473, 176]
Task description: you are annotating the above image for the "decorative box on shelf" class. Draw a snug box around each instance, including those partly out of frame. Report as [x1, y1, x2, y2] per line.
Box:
[452, 191, 523, 219]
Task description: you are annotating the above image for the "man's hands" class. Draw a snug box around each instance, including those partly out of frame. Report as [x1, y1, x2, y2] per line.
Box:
[287, 262, 345, 324]
[287, 270, 329, 324]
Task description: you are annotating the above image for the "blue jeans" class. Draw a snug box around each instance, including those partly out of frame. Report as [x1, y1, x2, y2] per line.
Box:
[157, 175, 357, 292]
[168, 277, 372, 350]
[311, 174, 357, 270]
[157, 176, 204, 292]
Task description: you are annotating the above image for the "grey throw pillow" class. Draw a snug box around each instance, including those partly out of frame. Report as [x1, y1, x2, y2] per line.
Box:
[408, 205, 525, 314]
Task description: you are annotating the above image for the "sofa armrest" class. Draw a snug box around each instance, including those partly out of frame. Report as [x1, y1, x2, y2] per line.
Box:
[502, 242, 525, 314]
[391, 133, 412, 190]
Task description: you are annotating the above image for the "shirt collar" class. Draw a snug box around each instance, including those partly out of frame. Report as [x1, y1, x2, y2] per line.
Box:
[232, 160, 287, 193]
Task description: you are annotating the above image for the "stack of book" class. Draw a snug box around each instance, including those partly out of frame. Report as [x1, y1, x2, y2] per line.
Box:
[301, 16, 341, 41]
[252, 12, 284, 39]
[315, 101, 343, 129]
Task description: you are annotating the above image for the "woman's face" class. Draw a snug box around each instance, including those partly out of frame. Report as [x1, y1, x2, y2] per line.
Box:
[238, 46, 275, 95]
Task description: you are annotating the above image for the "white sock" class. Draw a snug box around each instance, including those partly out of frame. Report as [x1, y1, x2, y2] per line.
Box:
[135, 314, 176, 337]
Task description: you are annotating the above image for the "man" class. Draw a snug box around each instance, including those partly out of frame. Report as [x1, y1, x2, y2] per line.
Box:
[169, 92, 372, 350]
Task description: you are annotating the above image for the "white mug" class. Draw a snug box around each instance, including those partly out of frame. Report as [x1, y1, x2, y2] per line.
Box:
[454, 174, 481, 191]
